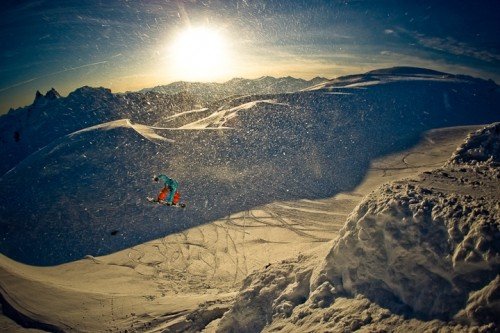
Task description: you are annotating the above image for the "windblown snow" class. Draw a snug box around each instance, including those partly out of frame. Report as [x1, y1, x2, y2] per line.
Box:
[179, 100, 289, 129]
[0, 68, 499, 332]
[70, 118, 171, 142]
[1, 68, 500, 266]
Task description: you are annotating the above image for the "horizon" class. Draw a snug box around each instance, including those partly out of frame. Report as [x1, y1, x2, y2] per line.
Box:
[2, 72, 330, 113]
[2, 65, 498, 114]
[1, 0, 499, 113]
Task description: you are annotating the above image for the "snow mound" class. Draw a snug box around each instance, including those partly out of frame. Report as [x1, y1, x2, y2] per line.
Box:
[216, 256, 315, 333]
[448, 123, 500, 165]
[456, 275, 500, 326]
[314, 128, 500, 320]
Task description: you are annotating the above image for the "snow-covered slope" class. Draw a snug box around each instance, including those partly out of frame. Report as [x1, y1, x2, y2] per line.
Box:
[0, 119, 178, 264]
[0, 103, 379, 266]
[1, 68, 500, 266]
[0, 88, 198, 175]
[0, 68, 497, 178]
[0, 125, 481, 332]
[447, 122, 500, 165]
[0, 76, 326, 177]
[216, 123, 500, 332]
[305, 66, 496, 90]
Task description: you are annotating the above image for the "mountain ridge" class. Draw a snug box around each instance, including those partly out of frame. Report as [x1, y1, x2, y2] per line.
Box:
[138, 75, 328, 95]
[305, 66, 498, 91]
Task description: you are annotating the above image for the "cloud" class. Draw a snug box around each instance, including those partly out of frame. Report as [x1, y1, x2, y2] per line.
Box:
[398, 28, 500, 63]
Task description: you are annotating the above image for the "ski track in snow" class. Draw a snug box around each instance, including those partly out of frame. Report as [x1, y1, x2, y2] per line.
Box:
[92, 125, 477, 294]
[0, 123, 494, 332]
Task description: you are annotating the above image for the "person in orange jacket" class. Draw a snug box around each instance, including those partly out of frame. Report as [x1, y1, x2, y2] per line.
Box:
[153, 174, 180, 205]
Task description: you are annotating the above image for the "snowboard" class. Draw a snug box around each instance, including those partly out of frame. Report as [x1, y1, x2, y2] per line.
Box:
[147, 197, 186, 208]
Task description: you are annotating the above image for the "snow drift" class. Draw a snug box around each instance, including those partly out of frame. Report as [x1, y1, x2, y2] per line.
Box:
[314, 123, 500, 320]
[448, 122, 500, 165]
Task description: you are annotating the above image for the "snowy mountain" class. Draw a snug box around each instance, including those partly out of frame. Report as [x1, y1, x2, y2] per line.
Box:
[0, 87, 199, 175]
[0, 67, 499, 266]
[139, 76, 329, 104]
[0, 76, 326, 177]
[305, 66, 496, 90]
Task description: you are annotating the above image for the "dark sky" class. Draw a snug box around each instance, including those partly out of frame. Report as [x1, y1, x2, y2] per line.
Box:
[1, 0, 499, 113]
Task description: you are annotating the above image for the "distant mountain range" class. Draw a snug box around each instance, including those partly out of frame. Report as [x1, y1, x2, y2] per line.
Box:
[138, 76, 329, 104]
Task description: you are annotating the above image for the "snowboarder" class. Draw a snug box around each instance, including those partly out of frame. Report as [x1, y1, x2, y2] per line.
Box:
[153, 174, 179, 205]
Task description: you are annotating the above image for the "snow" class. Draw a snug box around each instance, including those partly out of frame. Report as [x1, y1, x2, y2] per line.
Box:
[271, 203, 347, 216]
[448, 122, 500, 165]
[1, 123, 498, 332]
[179, 99, 289, 129]
[1, 68, 500, 331]
[70, 118, 172, 143]
[162, 107, 209, 121]
[456, 275, 500, 326]
[140, 76, 328, 105]
[0, 87, 200, 175]
[216, 255, 316, 333]
[1, 68, 499, 266]
[310, 124, 499, 322]
[305, 66, 487, 91]
[214, 123, 500, 332]
[315, 176, 498, 318]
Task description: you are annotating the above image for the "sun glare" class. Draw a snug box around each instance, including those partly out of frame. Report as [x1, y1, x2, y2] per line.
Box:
[169, 27, 232, 81]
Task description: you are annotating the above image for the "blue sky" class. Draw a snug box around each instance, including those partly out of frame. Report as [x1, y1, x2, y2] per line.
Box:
[1, 0, 499, 113]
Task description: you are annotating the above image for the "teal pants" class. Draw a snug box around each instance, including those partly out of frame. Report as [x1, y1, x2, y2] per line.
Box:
[166, 180, 179, 203]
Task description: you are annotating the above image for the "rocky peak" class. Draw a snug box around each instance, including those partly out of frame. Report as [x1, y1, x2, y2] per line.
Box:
[33, 88, 61, 105]
[34, 90, 44, 103]
[45, 88, 61, 100]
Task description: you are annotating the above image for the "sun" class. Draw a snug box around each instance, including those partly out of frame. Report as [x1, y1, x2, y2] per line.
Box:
[169, 27, 232, 81]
